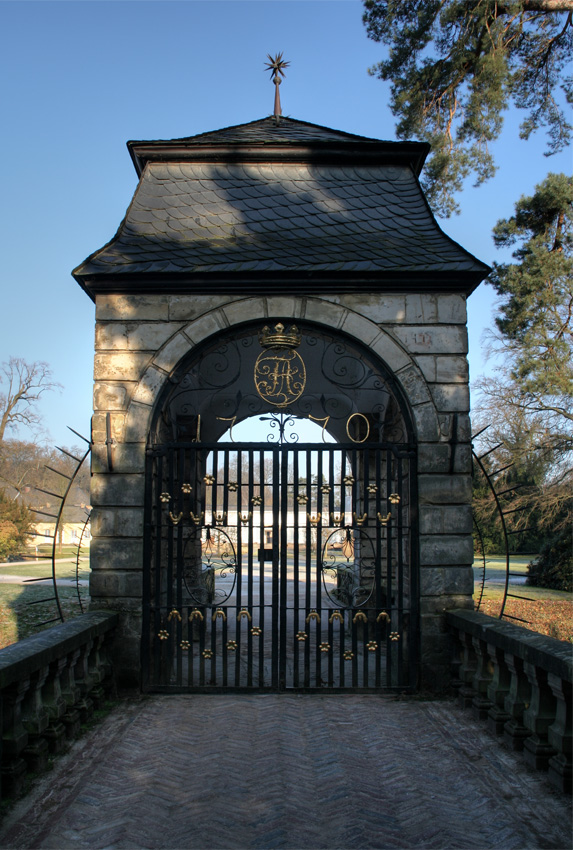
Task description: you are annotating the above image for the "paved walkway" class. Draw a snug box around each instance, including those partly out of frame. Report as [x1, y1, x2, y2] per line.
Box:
[0, 695, 570, 850]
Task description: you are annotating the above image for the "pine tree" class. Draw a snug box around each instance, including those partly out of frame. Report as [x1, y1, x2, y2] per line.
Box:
[489, 172, 573, 422]
[363, 1, 573, 215]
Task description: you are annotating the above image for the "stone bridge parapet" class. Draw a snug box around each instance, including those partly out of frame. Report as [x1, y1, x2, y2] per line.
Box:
[447, 609, 572, 794]
[0, 612, 118, 800]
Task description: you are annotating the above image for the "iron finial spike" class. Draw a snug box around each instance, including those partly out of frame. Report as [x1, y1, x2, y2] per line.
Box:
[264, 52, 290, 118]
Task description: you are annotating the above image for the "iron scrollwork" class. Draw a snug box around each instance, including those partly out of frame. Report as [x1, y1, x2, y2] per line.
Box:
[182, 525, 238, 607]
[320, 526, 377, 608]
[153, 321, 410, 445]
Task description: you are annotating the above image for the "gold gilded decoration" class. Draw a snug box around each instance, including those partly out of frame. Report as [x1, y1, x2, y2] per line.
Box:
[214, 512, 227, 526]
[168, 608, 182, 622]
[321, 484, 331, 494]
[189, 608, 204, 622]
[259, 322, 301, 349]
[158, 630, 169, 640]
[367, 484, 378, 494]
[190, 511, 204, 525]
[251, 495, 263, 506]
[307, 513, 321, 526]
[226, 640, 238, 651]
[212, 608, 227, 621]
[297, 494, 308, 504]
[306, 609, 320, 624]
[367, 641, 378, 652]
[319, 642, 331, 653]
[329, 610, 344, 624]
[342, 535, 354, 560]
[202, 649, 213, 659]
[390, 632, 400, 642]
[237, 608, 252, 622]
[180, 640, 190, 650]
[346, 412, 370, 443]
[169, 511, 183, 525]
[343, 650, 354, 661]
[216, 415, 237, 442]
[160, 492, 171, 503]
[204, 474, 215, 486]
[330, 512, 344, 526]
[343, 475, 355, 486]
[227, 482, 238, 492]
[296, 631, 307, 641]
[377, 512, 392, 526]
[239, 512, 252, 525]
[377, 611, 391, 623]
[251, 626, 262, 636]
[254, 323, 306, 408]
[389, 493, 401, 504]
[353, 512, 367, 526]
[309, 414, 330, 442]
[181, 483, 192, 494]
[353, 610, 367, 624]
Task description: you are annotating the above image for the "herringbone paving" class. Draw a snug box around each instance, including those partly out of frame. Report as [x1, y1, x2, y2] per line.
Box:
[0, 695, 571, 850]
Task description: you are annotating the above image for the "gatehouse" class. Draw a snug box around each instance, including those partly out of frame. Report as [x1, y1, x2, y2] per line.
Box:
[73, 114, 489, 691]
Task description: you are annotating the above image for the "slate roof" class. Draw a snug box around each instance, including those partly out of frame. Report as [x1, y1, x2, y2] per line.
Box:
[126, 117, 431, 176]
[73, 117, 490, 297]
[133, 115, 386, 148]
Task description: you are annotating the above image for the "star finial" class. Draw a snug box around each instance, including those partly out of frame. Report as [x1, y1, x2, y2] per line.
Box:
[264, 52, 290, 118]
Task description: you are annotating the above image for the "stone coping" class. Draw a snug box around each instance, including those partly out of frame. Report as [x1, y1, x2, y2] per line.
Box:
[0, 612, 119, 689]
[446, 608, 572, 681]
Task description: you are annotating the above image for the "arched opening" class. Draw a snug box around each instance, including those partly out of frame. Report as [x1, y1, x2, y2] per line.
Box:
[142, 322, 418, 692]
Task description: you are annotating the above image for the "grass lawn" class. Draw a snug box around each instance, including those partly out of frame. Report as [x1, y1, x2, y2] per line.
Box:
[0, 559, 90, 581]
[0, 584, 88, 648]
[474, 554, 572, 642]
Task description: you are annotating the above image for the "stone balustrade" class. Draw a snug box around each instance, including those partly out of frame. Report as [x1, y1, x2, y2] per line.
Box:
[0, 611, 118, 800]
[447, 609, 572, 794]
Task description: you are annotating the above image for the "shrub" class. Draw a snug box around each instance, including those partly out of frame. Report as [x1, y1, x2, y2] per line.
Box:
[527, 529, 573, 593]
[0, 490, 33, 561]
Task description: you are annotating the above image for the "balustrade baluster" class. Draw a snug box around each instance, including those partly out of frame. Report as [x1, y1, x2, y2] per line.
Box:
[547, 674, 572, 794]
[503, 653, 532, 751]
[522, 662, 558, 771]
[486, 643, 511, 735]
[471, 635, 493, 720]
[457, 630, 477, 709]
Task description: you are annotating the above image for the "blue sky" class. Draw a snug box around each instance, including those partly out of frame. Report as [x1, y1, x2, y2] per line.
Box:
[1, 0, 570, 448]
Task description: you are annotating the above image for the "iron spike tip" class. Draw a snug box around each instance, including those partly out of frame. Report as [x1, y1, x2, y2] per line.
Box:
[66, 426, 91, 444]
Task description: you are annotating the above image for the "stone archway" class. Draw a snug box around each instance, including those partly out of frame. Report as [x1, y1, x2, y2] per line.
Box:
[141, 318, 419, 692]
[90, 293, 474, 692]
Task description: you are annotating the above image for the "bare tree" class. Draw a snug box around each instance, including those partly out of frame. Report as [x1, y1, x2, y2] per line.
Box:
[0, 357, 60, 444]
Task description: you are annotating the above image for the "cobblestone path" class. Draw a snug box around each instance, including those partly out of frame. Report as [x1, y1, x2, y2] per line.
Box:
[0, 695, 570, 849]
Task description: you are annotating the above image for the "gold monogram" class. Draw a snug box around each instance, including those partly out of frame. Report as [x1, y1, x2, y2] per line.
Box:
[254, 323, 306, 408]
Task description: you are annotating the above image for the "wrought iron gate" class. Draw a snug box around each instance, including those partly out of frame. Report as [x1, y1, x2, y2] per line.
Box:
[143, 440, 418, 692]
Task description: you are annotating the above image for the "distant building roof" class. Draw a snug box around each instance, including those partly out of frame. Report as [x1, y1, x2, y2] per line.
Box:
[73, 116, 489, 299]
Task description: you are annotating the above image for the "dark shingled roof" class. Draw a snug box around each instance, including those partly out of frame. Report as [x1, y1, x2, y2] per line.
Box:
[73, 117, 490, 298]
[134, 116, 384, 146]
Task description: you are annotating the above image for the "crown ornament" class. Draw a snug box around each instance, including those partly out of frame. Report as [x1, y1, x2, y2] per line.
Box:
[258, 323, 301, 350]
